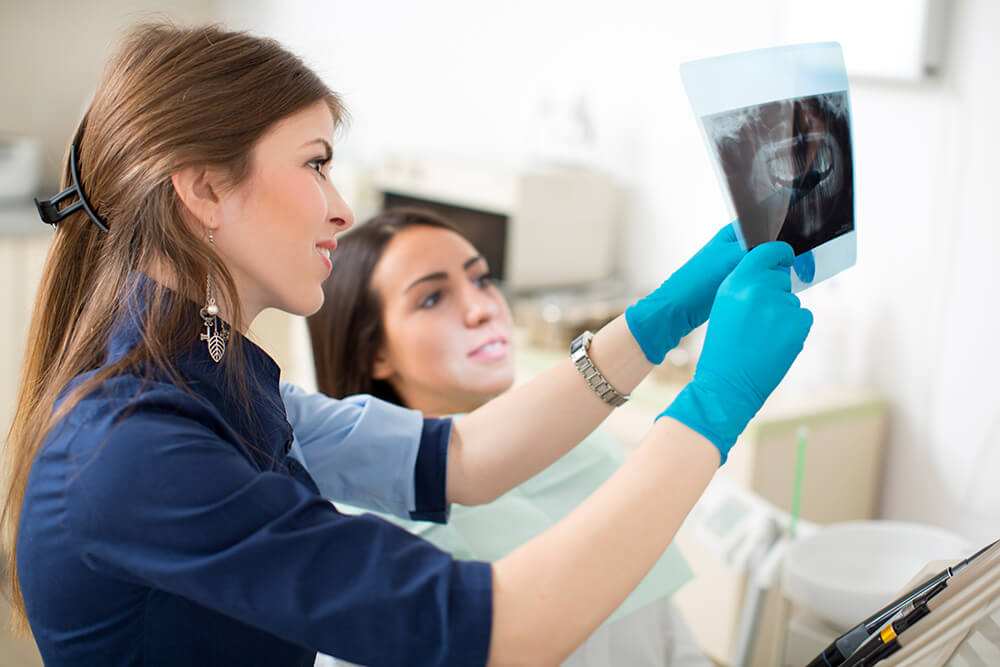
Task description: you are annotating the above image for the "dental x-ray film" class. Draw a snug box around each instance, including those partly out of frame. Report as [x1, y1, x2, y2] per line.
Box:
[681, 43, 857, 290]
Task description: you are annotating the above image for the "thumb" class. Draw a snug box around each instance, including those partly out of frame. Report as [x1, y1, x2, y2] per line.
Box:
[736, 241, 794, 274]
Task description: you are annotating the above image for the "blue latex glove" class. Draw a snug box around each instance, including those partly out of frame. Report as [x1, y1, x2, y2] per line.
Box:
[661, 242, 814, 464]
[626, 224, 744, 364]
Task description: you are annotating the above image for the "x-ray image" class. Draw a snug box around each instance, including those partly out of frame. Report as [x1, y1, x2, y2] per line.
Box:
[681, 42, 857, 291]
[703, 91, 854, 256]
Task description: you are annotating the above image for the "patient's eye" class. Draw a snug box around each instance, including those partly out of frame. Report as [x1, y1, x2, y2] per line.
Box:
[474, 272, 494, 289]
[419, 290, 442, 309]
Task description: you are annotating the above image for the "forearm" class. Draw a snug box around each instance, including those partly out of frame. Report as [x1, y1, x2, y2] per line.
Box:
[447, 314, 653, 505]
[486, 417, 719, 667]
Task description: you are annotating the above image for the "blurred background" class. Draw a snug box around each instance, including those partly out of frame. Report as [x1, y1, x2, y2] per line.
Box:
[1, 1, 997, 665]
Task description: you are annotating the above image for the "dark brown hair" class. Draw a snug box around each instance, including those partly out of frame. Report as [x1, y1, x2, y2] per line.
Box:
[1, 22, 344, 630]
[306, 208, 459, 404]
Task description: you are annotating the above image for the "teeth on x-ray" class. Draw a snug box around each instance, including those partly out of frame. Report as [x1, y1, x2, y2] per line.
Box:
[703, 91, 855, 256]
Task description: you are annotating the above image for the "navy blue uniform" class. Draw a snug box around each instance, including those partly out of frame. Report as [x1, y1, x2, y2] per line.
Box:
[17, 277, 492, 666]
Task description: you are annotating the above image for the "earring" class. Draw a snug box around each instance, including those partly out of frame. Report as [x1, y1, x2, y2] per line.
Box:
[200, 228, 229, 363]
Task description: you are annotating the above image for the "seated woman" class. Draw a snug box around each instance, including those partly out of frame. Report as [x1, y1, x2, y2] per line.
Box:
[306, 208, 711, 666]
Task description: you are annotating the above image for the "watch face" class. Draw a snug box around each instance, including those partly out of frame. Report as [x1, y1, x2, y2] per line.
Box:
[571, 331, 593, 351]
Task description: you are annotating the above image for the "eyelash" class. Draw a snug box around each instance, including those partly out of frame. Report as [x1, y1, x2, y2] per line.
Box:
[419, 291, 441, 309]
[308, 156, 331, 179]
[418, 273, 494, 309]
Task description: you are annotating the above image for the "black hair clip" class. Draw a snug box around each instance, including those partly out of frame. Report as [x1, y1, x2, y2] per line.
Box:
[34, 144, 110, 234]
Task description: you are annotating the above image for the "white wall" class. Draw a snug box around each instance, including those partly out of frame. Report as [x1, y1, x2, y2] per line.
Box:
[0, 1, 216, 188]
[217, 0, 1000, 545]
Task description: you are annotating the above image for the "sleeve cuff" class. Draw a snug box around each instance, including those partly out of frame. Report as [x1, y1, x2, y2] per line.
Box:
[441, 560, 493, 667]
[409, 417, 452, 523]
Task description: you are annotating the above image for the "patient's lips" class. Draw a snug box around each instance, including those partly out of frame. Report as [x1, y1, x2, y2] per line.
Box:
[468, 336, 508, 361]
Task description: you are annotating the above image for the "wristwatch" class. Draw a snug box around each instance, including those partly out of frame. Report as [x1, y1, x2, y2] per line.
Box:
[569, 331, 630, 407]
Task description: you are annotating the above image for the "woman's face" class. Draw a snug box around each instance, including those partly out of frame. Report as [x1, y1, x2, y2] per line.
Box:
[213, 99, 354, 326]
[371, 225, 515, 416]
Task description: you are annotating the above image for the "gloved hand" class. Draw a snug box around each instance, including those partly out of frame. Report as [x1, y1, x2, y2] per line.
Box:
[660, 241, 813, 464]
[626, 223, 744, 364]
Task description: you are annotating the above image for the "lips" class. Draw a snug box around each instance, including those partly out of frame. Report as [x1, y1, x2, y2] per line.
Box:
[468, 336, 508, 361]
[316, 239, 337, 272]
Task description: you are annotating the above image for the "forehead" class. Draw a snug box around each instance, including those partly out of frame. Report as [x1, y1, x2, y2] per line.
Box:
[372, 225, 479, 294]
[255, 99, 336, 153]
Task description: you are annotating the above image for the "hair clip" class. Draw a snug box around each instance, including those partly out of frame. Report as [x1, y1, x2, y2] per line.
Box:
[33, 144, 110, 234]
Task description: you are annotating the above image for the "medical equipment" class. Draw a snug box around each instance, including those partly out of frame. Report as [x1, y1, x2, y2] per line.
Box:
[680, 43, 857, 291]
[809, 539, 999, 666]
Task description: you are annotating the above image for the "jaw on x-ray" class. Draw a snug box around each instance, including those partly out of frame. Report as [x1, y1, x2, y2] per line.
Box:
[704, 91, 854, 256]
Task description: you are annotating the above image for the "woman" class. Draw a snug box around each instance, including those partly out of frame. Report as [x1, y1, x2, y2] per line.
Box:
[1, 22, 812, 667]
[306, 207, 710, 666]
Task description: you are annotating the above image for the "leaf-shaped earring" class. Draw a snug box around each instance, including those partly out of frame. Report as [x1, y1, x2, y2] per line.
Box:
[200, 229, 229, 363]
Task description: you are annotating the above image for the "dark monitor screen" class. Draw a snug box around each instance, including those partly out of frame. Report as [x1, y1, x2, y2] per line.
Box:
[382, 192, 509, 283]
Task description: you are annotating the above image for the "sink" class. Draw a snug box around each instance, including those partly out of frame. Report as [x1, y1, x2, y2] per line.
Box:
[782, 520, 969, 629]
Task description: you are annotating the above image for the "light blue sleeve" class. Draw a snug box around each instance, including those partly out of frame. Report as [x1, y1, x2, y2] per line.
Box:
[280, 382, 424, 519]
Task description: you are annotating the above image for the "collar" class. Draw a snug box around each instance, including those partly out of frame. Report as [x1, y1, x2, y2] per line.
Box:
[106, 273, 292, 465]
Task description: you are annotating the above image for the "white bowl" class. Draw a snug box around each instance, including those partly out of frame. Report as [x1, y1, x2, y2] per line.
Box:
[782, 520, 969, 629]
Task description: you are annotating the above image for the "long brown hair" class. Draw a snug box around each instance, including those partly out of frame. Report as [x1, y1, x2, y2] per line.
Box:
[306, 208, 458, 405]
[0, 22, 344, 630]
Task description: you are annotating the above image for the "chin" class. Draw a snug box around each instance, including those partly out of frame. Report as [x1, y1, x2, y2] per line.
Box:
[484, 375, 515, 397]
[283, 290, 325, 317]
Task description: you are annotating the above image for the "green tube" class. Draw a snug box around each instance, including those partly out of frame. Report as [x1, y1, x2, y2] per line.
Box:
[789, 425, 808, 537]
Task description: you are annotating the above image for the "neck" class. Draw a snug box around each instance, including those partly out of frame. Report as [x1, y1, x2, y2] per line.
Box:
[144, 259, 256, 332]
[403, 392, 495, 418]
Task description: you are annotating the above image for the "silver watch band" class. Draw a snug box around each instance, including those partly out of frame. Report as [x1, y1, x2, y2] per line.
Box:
[569, 331, 630, 407]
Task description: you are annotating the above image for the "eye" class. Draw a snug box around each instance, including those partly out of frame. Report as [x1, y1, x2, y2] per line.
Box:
[307, 156, 331, 179]
[474, 272, 494, 289]
[419, 290, 441, 309]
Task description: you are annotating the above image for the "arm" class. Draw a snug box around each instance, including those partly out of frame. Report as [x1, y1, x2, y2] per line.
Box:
[281, 383, 452, 521]
[490, 417, 717, 666]
[447, 315, 651, 505]
[448, 224, 744, 505]
[487, 242, 813, 666]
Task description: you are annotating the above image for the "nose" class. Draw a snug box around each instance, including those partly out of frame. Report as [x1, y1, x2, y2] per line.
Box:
[462, 284, 498, 328]
[326, 181, 355, 232]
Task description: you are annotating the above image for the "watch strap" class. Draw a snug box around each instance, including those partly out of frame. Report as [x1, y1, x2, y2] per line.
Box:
[569, 331, 630, 407]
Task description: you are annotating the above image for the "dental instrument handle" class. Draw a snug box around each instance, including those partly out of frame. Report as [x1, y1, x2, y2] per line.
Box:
[807, 538, 1000, 666]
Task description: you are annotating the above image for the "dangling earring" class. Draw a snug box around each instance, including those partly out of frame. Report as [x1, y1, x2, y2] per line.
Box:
[200, 228, 229, 363]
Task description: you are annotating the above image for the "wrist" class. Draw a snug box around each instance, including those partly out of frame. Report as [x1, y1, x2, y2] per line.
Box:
[625, 289, 690, 365]
[658, 372, 760, 465]
[587, 315, 655, 394]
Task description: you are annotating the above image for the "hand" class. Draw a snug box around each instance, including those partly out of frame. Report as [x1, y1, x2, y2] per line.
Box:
[660, 242, 814, 464]
[625, 223, 744, 364]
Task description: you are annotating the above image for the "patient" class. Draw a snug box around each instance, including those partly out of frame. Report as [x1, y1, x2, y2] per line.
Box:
[306, 208, 710, 667]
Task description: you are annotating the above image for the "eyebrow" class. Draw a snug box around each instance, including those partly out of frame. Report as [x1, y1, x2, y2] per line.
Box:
[301, 138, 333, 158]
[403, 255, 485, 293]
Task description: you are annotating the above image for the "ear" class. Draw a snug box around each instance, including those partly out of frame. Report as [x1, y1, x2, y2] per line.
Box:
[370, 346, 395, 381]
[171, 165, 228, 232]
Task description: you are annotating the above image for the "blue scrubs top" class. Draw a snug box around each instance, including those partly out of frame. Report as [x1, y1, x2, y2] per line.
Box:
[16, 277, 492, 667]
